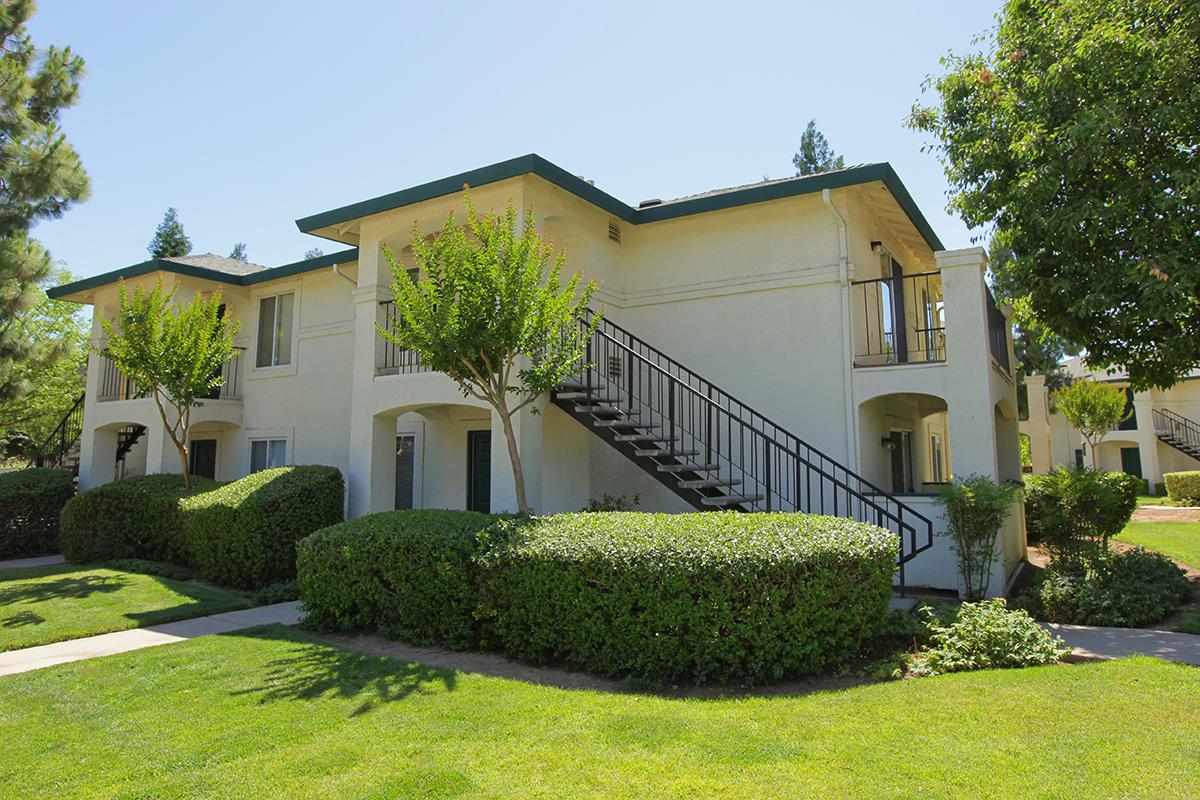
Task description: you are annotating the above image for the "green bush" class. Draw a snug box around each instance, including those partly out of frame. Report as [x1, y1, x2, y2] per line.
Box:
[181, 466, 343, 589]
[935, 475, 1018, 600]
[1163, 471, 1200, 505]
[908, 599, 1069, 676]
[61, 467, 343, 589]
[61, 474, 216, 564]
[1017, 548, 1189, 628]
[0, 468, 75, 558]
[1024, 467, 1140, 563]
[477, 512, 897, 685]
[298, 509, 495, 649]
[101, 558, 195, 581]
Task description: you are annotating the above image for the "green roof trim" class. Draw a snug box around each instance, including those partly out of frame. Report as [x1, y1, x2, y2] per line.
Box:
[47, 248, 359, 300]
[294, 154, 944, 251]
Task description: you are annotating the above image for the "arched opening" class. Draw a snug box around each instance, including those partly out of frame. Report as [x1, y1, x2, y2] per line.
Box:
[858, 392, 950, 494]
[994, 401, 1022, 483]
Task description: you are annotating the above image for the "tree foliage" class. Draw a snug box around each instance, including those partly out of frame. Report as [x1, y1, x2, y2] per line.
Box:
[0, 0, 89, 402]
[910, 0, 1200, 389]
[303, 247, 324, 260]
[792, 119, 845, 176]
[148, 207, 191, 259]
[228, 242, 247, 262]
[99, 280, 239, 489]
[381, 191, 597, 513]
[935, 474, 1018, 601]
[1052, 379, 1128, 469]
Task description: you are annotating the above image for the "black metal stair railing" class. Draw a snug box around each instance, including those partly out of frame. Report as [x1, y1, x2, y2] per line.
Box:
[570, 309, 934, 572]
[31, 392, 85, 469]
[1153, 408, 1200, 457]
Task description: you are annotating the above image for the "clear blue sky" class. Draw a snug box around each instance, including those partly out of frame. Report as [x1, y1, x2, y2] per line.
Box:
[30, 0, 997, 279]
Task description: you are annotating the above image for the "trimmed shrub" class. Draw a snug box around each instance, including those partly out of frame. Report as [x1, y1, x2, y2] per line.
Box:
[1017, 548, 1189, 628]
[298, 509, 495, 649]
[908, 599, 1069, 676]
[1163, 471, 1200, 505]
[102, 558, 195, 581]
[182, 466, 343, 589]
[61, 474, 216, 564]
[1024, 467, 1139, 563]
[0, 468, 75, 558]
[477, 512, 897, 685]
[935, 475, 1018, 600]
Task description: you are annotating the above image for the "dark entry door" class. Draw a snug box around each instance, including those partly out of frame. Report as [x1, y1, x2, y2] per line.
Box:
[467, 430, 491, 513]
[189, 439, 217, 480]
[889, 430, 913, 493]
[1120, 446, 1143, 479]
[395, 434, 416, 510]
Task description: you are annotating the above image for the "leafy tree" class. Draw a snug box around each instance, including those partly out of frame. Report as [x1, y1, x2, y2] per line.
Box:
[0, 269, 87, 457]
[1053, 379, 1127, 469]
[99, 280, 239, 488]
[148, 207, 191, 259]
[381, 191, 598, 514]
[910, 0, 1200, 390]
[0, 0, 89, 402]
[793, 119, 845, 176]
[228, 242, 247, 262]
[935, 474, 1018, 601]
[303, 247, 324, 260]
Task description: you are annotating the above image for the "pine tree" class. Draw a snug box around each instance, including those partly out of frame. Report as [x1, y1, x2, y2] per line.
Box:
[148, 207, 191, 258]
[228, 242, 247, 261]
[0, 0, 90, 403]
[303, 247, 324, 260]
[793, 120, 845, 176]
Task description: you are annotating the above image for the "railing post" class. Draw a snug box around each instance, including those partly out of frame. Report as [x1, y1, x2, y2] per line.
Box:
[668, 380, 675, 456]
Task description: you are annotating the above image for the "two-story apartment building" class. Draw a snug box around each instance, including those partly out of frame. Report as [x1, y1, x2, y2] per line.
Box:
[1022, 357, 1200, 492]
[48, 154, 1025, 594]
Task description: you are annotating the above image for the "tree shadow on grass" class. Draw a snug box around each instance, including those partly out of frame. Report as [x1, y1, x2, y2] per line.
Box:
[0, 572, 128, 604]
[1, 610, 45, 628]
[228, 626, 457, 716]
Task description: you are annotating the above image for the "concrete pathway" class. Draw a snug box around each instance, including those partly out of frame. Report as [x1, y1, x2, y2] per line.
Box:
[0, 554, 66, 570]
[0, 601, 302, 677]
[1043, 623, 1200, 666]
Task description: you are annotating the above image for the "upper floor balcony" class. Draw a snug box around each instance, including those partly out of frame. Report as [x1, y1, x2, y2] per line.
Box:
[375, 300, 434, 377]
[96, 347, 246, 402]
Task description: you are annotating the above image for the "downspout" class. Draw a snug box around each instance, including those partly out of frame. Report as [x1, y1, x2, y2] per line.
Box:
[332, 263, 356, 285]
[823, 188, 858, 471]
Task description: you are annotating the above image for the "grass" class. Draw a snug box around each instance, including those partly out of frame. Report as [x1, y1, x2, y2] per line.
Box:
[0, 564, 249, 651]
[0, 627, 1197, 799]
[1117, 522, 1200, 569]
[1136, 495, 1164, 506]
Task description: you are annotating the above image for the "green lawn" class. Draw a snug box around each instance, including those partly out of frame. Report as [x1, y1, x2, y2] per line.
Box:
[0, 626, 1196, 799]
[0, 564, 249, 651]
[1117, 522, 1200, 569]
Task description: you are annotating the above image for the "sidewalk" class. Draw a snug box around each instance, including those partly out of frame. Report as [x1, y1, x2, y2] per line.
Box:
[1043, 623, 1200, 666]
[0, 554, 67, 570]
[0, 601, 303, 677]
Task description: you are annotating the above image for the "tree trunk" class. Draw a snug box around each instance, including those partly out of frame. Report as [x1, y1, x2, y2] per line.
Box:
[151, 390, 192, 490]
[494, 401, 529, 515]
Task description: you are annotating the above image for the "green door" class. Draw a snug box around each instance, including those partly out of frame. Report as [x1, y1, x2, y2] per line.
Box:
[189, 439, 217, 480]
[467, 430, 491, 513]
[1120, 446, 1143, 479]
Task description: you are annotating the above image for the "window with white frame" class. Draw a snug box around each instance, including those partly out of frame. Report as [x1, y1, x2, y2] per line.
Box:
[249, 438, 287, 472]
[255, 292, 295, 368]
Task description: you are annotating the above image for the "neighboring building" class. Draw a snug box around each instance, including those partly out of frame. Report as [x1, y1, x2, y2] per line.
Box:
[48, 154, 1024, 594]
[1022, 357, 1200, 492]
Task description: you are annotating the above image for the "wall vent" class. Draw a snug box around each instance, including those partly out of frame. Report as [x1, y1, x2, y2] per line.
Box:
[607, 221, 621, 243]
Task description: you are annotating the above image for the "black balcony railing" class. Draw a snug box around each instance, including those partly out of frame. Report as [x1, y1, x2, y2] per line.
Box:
[852, 271, 946, 367]
[202, 347, 245, 400]
[376, 300, 433, 376]
[985, 287, 1011, 373]
[98, 348, 244, 402]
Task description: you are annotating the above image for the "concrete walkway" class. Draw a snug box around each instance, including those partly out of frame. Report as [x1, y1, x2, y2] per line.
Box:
[1043, 623, 1200, 666]
[0, 554, 66, 570]
[0, 601, 303, 677]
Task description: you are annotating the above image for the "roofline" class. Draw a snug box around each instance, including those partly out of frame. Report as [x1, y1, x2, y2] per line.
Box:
[294, 154, 944, 251]
[46, 248, 360, 300]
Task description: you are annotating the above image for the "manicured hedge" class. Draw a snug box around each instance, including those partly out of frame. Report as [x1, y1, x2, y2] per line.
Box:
[61, 466, 343, 589]
[0, 468, 75, 558]
[61, 474, 216, 564]
[1163, 471, 1200, 505]
[182, 466, 344, 589]
[478, 512, 897, 684]
[298, 509, 495, 649]
[1024, 468, 1139, 561]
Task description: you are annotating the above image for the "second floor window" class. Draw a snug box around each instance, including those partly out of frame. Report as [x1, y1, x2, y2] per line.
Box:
[256, 292, 294, 368]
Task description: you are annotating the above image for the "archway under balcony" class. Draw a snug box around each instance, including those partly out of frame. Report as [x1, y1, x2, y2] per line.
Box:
[857, 392, 950, 495]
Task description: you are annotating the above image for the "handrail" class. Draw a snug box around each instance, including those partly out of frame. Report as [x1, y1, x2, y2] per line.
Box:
[30, 392, 85, 469]
[574, 309, 934, 574]
[1154, 408, 1200, 451]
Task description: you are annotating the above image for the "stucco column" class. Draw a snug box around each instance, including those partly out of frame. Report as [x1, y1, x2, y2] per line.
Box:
[346, 240, 387, 518]
[80, 425, 117, 489]
[145, 421, 182, 475]
[1021, 374, 1054, 474]
[1132, 392, 1162, 491]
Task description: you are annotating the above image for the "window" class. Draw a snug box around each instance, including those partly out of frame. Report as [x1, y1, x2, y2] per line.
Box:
[250, 438, 287, 472]
[255, 292, 295, 368]
[930, 433, 945, 483]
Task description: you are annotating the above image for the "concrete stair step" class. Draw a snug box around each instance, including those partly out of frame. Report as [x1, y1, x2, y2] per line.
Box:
[656, 463, 719, 473]
[677, 478, 741, 490]
[635, 448, 698, 457]
[701, 494, 764, 507]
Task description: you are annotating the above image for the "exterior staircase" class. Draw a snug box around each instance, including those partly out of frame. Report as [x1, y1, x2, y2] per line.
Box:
[30, 393, 85, 473]
[1154, 408, 1200, 462]
[552, 310, 934, 586]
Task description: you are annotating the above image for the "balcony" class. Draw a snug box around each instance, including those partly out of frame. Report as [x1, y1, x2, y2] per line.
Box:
[96, 348, 245, 402]
[852, 271, 946, 367]
[376, 300, 433, 377]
